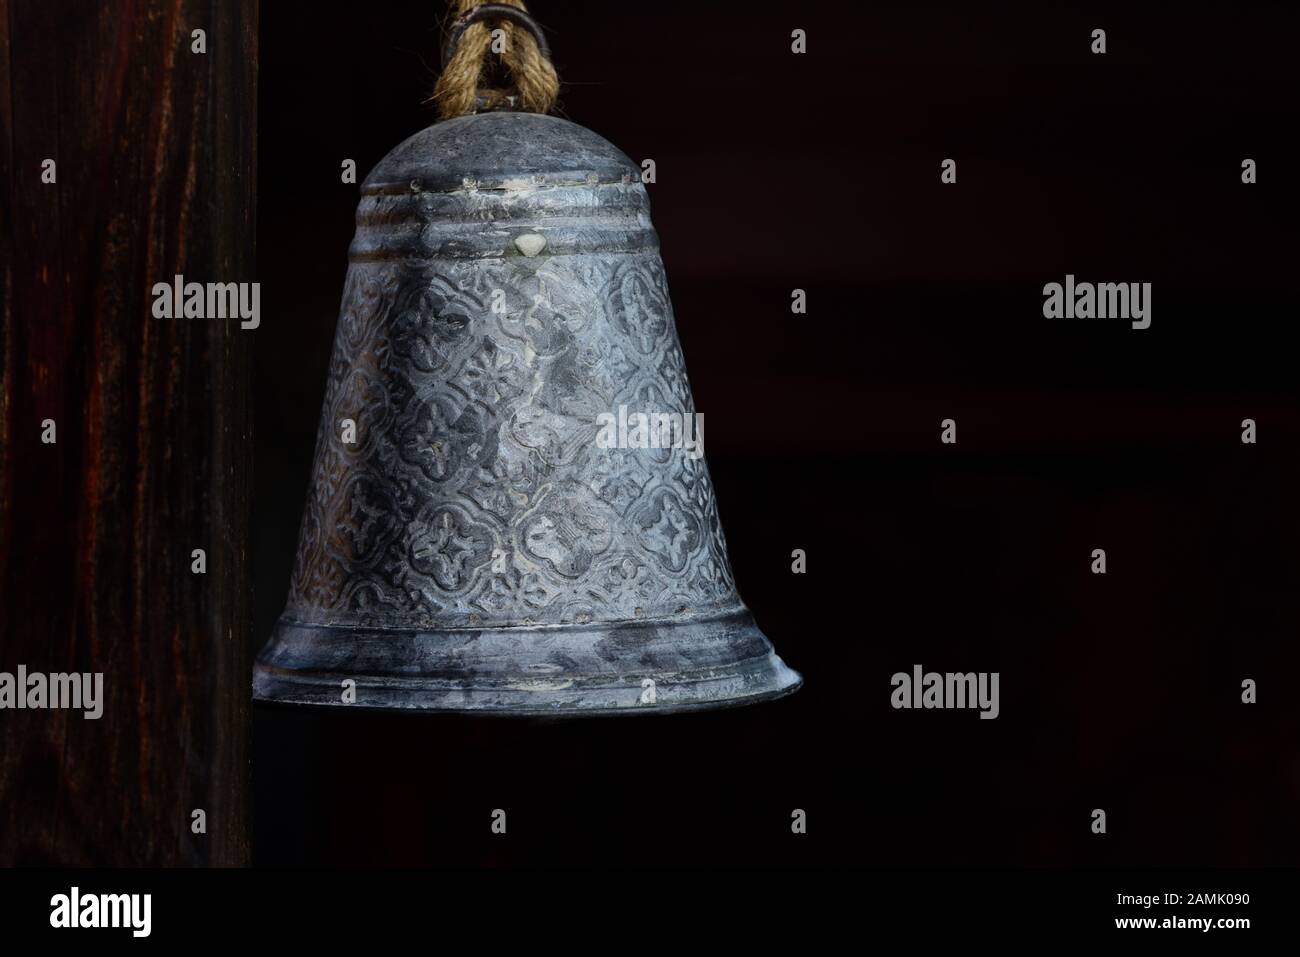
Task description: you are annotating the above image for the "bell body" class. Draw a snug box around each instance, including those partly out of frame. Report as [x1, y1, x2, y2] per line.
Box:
[253, 112, 800, 714]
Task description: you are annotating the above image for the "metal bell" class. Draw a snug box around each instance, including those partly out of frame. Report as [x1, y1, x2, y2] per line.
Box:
[252, 107, 801, 714]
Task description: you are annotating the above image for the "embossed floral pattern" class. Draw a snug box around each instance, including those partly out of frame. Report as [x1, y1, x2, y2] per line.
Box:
[609, 259, 669, 354]
[284, 251, 741, 628]
[389, 276, 476, 373]
[631, 487, 703, 573]
[407, 504, 493, 592]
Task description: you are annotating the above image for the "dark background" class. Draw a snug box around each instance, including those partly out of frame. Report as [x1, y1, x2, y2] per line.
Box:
[253, 1, 1300, 865]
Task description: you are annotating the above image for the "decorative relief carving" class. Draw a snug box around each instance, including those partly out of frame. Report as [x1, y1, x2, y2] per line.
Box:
[284, 252, 739, 628]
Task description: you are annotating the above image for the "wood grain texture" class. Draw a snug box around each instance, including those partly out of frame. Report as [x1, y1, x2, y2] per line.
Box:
[0, 0, 255, 865]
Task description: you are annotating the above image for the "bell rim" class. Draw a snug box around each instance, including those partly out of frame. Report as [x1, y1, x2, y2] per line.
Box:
[250, 665, 802, 719]
[251, 607, 802, 717]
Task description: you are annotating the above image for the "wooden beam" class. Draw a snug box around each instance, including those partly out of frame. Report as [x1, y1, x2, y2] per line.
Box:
[0, 0, 255, 866]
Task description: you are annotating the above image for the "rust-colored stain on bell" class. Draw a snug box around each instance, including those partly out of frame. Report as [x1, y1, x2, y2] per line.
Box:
[253, 16, 800, 715]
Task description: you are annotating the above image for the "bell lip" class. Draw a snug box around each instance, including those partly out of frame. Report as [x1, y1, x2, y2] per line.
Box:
[251, 667, 802, 719]
[251, 606, 802, 717]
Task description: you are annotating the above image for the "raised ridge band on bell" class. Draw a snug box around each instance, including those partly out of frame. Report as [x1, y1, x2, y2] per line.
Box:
[354, 183, 650, 222]
[349, 182, 656, 260]
[360, 173, 640, 196]
[348, 224, 661, 261]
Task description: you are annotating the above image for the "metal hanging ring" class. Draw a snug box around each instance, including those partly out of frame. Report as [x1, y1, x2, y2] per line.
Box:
[442, 4, 552, 70]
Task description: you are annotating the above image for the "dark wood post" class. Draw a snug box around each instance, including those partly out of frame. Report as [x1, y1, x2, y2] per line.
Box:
[0, 0, 255, 865]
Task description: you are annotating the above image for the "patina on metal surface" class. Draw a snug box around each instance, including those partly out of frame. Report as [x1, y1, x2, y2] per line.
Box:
[252, 109, 802, 714]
